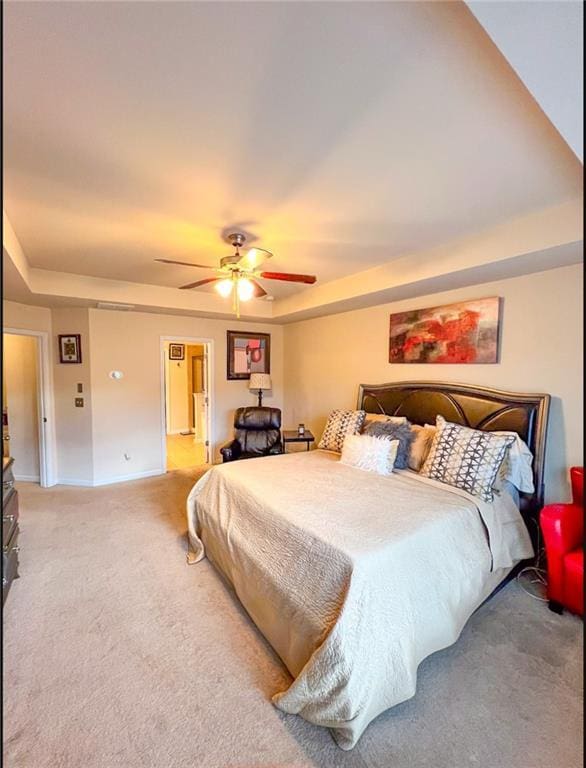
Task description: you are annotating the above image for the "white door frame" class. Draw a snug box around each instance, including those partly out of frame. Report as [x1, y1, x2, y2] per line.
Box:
[4, 328, 57, 487]
[160, 335, 214, 469]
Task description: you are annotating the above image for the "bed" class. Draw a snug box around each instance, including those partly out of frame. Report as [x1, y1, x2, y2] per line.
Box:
[186, 381, 550, 749]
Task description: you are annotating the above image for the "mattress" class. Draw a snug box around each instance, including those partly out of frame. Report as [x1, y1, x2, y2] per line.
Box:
[186, 449, 533, 748]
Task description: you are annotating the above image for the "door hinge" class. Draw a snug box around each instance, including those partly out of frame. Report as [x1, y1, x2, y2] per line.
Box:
[205, 440, 210, 447]
[43, 417, 47, 423]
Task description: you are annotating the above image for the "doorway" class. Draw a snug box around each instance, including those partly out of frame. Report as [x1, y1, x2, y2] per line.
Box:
[3, 328, 56, 486]
[3, 333, 41, 482]
[161, 337, 212, 471]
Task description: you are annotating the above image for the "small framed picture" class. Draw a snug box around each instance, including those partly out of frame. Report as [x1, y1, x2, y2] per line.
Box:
[227, 331, 270, 380]
[169, 343, 185, 361]
[58, 334, 82, 364]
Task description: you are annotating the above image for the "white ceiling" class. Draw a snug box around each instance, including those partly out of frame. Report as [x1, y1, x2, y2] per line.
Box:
[466, 0, 583, 161]
[3, 0, 582, 306]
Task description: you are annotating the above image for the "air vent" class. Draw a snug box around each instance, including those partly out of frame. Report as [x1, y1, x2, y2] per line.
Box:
[96, 302, 135, 311]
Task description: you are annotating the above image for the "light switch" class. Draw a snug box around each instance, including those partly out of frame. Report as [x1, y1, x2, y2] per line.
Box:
[75, 398, 84, 407]
[77, 383, 83, 393]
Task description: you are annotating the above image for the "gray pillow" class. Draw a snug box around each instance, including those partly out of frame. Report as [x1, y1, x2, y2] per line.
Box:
[362, 420, 414, 469]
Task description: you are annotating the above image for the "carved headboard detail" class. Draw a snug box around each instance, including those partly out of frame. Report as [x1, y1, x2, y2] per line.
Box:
[357, 381, 550, 527]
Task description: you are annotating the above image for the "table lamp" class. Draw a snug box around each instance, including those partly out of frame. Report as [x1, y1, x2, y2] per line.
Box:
[249, 373, 271, 406]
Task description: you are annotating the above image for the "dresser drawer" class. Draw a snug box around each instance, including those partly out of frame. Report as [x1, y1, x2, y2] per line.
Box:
[2, 524, 19, 605]
[3, 489, 18, 546]
[3, 460, 16, 508]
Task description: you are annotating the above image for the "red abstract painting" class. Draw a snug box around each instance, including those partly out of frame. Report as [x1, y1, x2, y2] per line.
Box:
[389, 297, 500, 364]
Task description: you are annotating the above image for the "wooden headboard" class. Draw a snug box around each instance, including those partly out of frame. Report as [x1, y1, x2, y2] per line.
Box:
[357, 381, 550, 530]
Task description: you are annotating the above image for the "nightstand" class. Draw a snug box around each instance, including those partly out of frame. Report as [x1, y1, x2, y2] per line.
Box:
[283, 430, 315, 452]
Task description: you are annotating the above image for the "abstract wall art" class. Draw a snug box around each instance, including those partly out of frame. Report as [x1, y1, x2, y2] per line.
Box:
[389, 297, 501, 364]
[227, 331, 271, 380]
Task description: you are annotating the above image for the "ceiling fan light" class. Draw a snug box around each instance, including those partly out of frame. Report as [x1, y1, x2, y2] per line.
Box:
[237, 278, 254, 302]
[215, 278, 233, 298]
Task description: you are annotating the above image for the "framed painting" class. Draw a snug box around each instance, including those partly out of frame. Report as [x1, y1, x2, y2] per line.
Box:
[58, 334, 82, 364]
[227, 331, 270, 380]
[169, 343, 185, 361]
[389, 297, 501, 364]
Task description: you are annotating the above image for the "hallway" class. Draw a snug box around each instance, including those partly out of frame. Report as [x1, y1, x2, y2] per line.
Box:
[166, 433, 207, 471]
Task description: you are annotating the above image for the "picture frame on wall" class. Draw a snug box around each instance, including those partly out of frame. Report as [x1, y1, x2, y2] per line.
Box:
[389, 296, 501, 364]
[227, 331, 270, 380]
[58, 334, 82, 364]
[168, 343, 185, 361]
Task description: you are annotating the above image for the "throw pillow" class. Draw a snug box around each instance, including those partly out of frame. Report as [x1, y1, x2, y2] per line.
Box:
[362, 420, 414, 469]
[318, 409, 366, 453]
[362, 413, 407, 429]
[340, 434, 399, 476]
[408, 424, 437, 471]
[420, 415, 514, 502]
[493, 431, 535, 493]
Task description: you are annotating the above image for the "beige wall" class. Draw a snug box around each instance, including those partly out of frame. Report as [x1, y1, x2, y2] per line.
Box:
[3, 300, 283, 485]
[284, 264, 583, 502]
[51, 309, 94, 484]
[3, 300, 52, 334]
[4, 262, 582, 498]
[3, 333, 40, 479]
[88, 309, 283, 483]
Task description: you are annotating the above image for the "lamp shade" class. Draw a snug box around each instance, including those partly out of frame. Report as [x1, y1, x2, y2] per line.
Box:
[249, 373, 271, 391]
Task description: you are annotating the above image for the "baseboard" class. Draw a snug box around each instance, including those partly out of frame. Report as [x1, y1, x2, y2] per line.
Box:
[91, 469, 164, 487]
[57, 469, 164, 488]
[56, 478, 95, 487]
[14, 474, 40, 483]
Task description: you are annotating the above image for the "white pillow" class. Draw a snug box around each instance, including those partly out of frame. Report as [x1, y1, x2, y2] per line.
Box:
[493, 431, 535, 493]
[340, 434, 399, 476]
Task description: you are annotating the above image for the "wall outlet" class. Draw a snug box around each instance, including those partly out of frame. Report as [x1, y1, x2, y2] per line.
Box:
[75, 398, 84, 407]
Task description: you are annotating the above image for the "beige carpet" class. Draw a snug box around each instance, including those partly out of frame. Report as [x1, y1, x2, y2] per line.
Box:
[3, 470, 583, 768]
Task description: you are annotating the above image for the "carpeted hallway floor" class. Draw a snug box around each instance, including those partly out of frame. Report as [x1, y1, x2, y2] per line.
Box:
[3, 470, 583, 768]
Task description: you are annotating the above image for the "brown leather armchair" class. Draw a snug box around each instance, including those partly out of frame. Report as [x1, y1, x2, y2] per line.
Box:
[220, 407, 282, 462]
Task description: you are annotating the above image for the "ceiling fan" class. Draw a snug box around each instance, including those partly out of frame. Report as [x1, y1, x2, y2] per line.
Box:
[155, 233, 316, 317]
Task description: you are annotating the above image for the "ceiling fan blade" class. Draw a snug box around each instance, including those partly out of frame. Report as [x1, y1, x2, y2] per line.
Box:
[238, 247, 272, 270]
[249, 279, 267, 298]
[179, 277, 220, 290]
[259, 271, 316, 284]
[155, 258, 213, 269]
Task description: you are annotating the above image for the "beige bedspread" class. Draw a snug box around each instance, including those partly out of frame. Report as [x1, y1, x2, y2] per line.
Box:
[186, 450, 533, 749]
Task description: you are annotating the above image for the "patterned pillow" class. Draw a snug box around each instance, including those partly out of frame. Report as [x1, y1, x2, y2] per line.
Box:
[362, 420, 414, 469]
[318, 409, 366, 453]
[420, 416, 514, 501]
[340, 434, 399, 476]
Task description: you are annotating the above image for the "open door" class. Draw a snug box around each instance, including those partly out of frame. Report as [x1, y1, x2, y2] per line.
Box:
[191, 346, 210, 463]
[162, 338, 212, 471]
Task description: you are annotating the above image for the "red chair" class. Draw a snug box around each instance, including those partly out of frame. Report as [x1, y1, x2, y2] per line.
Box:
[540, 467, 584, 616]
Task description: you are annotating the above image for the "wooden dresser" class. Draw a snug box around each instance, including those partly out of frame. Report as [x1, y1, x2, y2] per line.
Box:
[3, 456, 19, 605]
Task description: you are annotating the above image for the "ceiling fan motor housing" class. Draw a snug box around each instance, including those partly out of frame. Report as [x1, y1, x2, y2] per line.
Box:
[227, 232, 246, 248]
